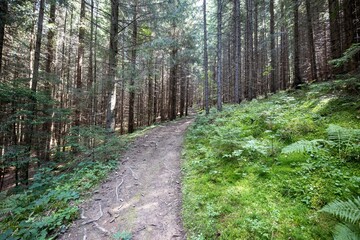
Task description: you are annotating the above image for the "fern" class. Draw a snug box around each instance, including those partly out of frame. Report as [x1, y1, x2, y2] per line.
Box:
[281, 139, 328, 154]
[321, 197, 360, 225]
[327, 125, 360, 143]
[0, 192, 16, 218]
[327, 125, 360, 161]
[321, 197, 360, 240]
[333, 223, 360, 240]
[329, 43, 360, 68]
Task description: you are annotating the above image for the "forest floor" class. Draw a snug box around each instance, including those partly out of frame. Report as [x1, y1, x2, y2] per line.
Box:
[59, 116, 194, 240]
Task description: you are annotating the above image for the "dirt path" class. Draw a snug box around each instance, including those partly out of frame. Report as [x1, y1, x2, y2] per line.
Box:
[60, 116, 193, 240]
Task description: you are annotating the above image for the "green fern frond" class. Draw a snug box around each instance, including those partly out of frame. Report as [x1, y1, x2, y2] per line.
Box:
[0, 193, 17, 217]
[281, 139, 327, 154]
[320, 197, 360, 225]
[329, 43, 360, 68]
[333, 223, 360, 240]
[327, 125, 360, 143]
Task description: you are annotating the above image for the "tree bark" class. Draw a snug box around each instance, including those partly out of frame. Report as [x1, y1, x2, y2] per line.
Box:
[328, 0, 343, 74]
[153, 67, 157, 123]
[305, 0, 317, 81]
[253, 0, 258, 97]
[105, 0, 119, 132]
[0, 0, 7, 74]
[203, 0, 210, 113]
[168, 47, 178, 120]
[128, 0, 138, 133]
[343, 0, 359, 70]
[293, 0, 302, 88]
[234, 0, 241, 103]
[147, 58, 153, 125]
[270, 0, 276, 92]
[160, 56, 165, 121]
[75, 0, 86, 127]
[216, 0, 223, 111]
[23, 0, 45, 184]
[280, 0, 289, 90]
[43, 1, 56, 161]
[179, 65, 186, 117]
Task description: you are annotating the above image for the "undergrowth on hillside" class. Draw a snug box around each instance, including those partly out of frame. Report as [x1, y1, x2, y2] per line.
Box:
[182, 76, 360, 239]
[0, 127, 127, 240]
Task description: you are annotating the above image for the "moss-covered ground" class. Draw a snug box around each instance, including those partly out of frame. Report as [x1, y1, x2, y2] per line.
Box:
[182, 76, 360, 239]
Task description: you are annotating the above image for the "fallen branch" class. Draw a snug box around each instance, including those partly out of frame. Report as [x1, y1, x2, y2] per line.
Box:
[81, 202, 103, 225]
[109, 204, 123, 223]
[127, 167, 138, 180]
[93, 222, 110, 235]
[135, 226, 146, 233]
[116, 177, 125, 201]
[83, 228, 87, 240]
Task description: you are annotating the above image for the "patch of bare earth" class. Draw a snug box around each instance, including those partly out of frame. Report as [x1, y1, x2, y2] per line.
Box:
[59, 116, 193, 240]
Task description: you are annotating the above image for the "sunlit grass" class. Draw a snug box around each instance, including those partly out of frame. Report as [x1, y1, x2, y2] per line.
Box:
[182, 77, 360, 239]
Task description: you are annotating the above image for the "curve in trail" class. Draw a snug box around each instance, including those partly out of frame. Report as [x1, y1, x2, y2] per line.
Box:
[60, 116, 193, 240]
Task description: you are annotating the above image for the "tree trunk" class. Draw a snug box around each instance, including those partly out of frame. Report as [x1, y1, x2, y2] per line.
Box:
[293, 0, 302, 88]
[75, 0, 86, 127]
[280, 0, 289, 90]
[23, 0, 45, 184]
[43, 1, 56, 161]
[234, 0, 241, 103]
[343, 0, 359, 70]
[87, 0, 95, 126]
[270, 0, 276, 92]
[160, 56, 165, 121]
[0, 0, 7, 74]
[305, 0, 317, 81]
[147, 59, 153, 125]
[328, 0, 343, 74]
[179, 65, 186, 117]
[153, 68, 157, 123]
[169, 47, 178, 120]
[203, 0, 210, 113]
[185, 73, 190, 116]
[253, 0, 258, 97]
[105, 0, 119, 132]
[120, 33, 125, 134]
[216, 0, 223, 111]
[88, 0, 94, 90]
[128, 0, 138, 133]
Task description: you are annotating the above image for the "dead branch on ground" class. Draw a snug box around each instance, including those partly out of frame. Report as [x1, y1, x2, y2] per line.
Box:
[127, 167, 138, 180]
[93, 222, 110, 235]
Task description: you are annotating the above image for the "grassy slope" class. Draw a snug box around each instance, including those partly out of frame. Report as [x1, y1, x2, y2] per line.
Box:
[182, 77, 360, 239]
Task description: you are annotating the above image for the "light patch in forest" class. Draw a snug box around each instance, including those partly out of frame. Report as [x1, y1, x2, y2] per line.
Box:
[312, 96, 338, 113]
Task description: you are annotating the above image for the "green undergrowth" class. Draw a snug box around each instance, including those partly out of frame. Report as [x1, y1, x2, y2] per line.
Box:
[0, 126, 139, 240]
[182, 76, 360, 239]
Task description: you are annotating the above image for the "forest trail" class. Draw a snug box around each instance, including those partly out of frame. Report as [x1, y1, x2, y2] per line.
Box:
[60, 116, 194, 240]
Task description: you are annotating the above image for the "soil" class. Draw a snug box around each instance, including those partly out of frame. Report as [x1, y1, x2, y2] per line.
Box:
[59, 116, 194, 240]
